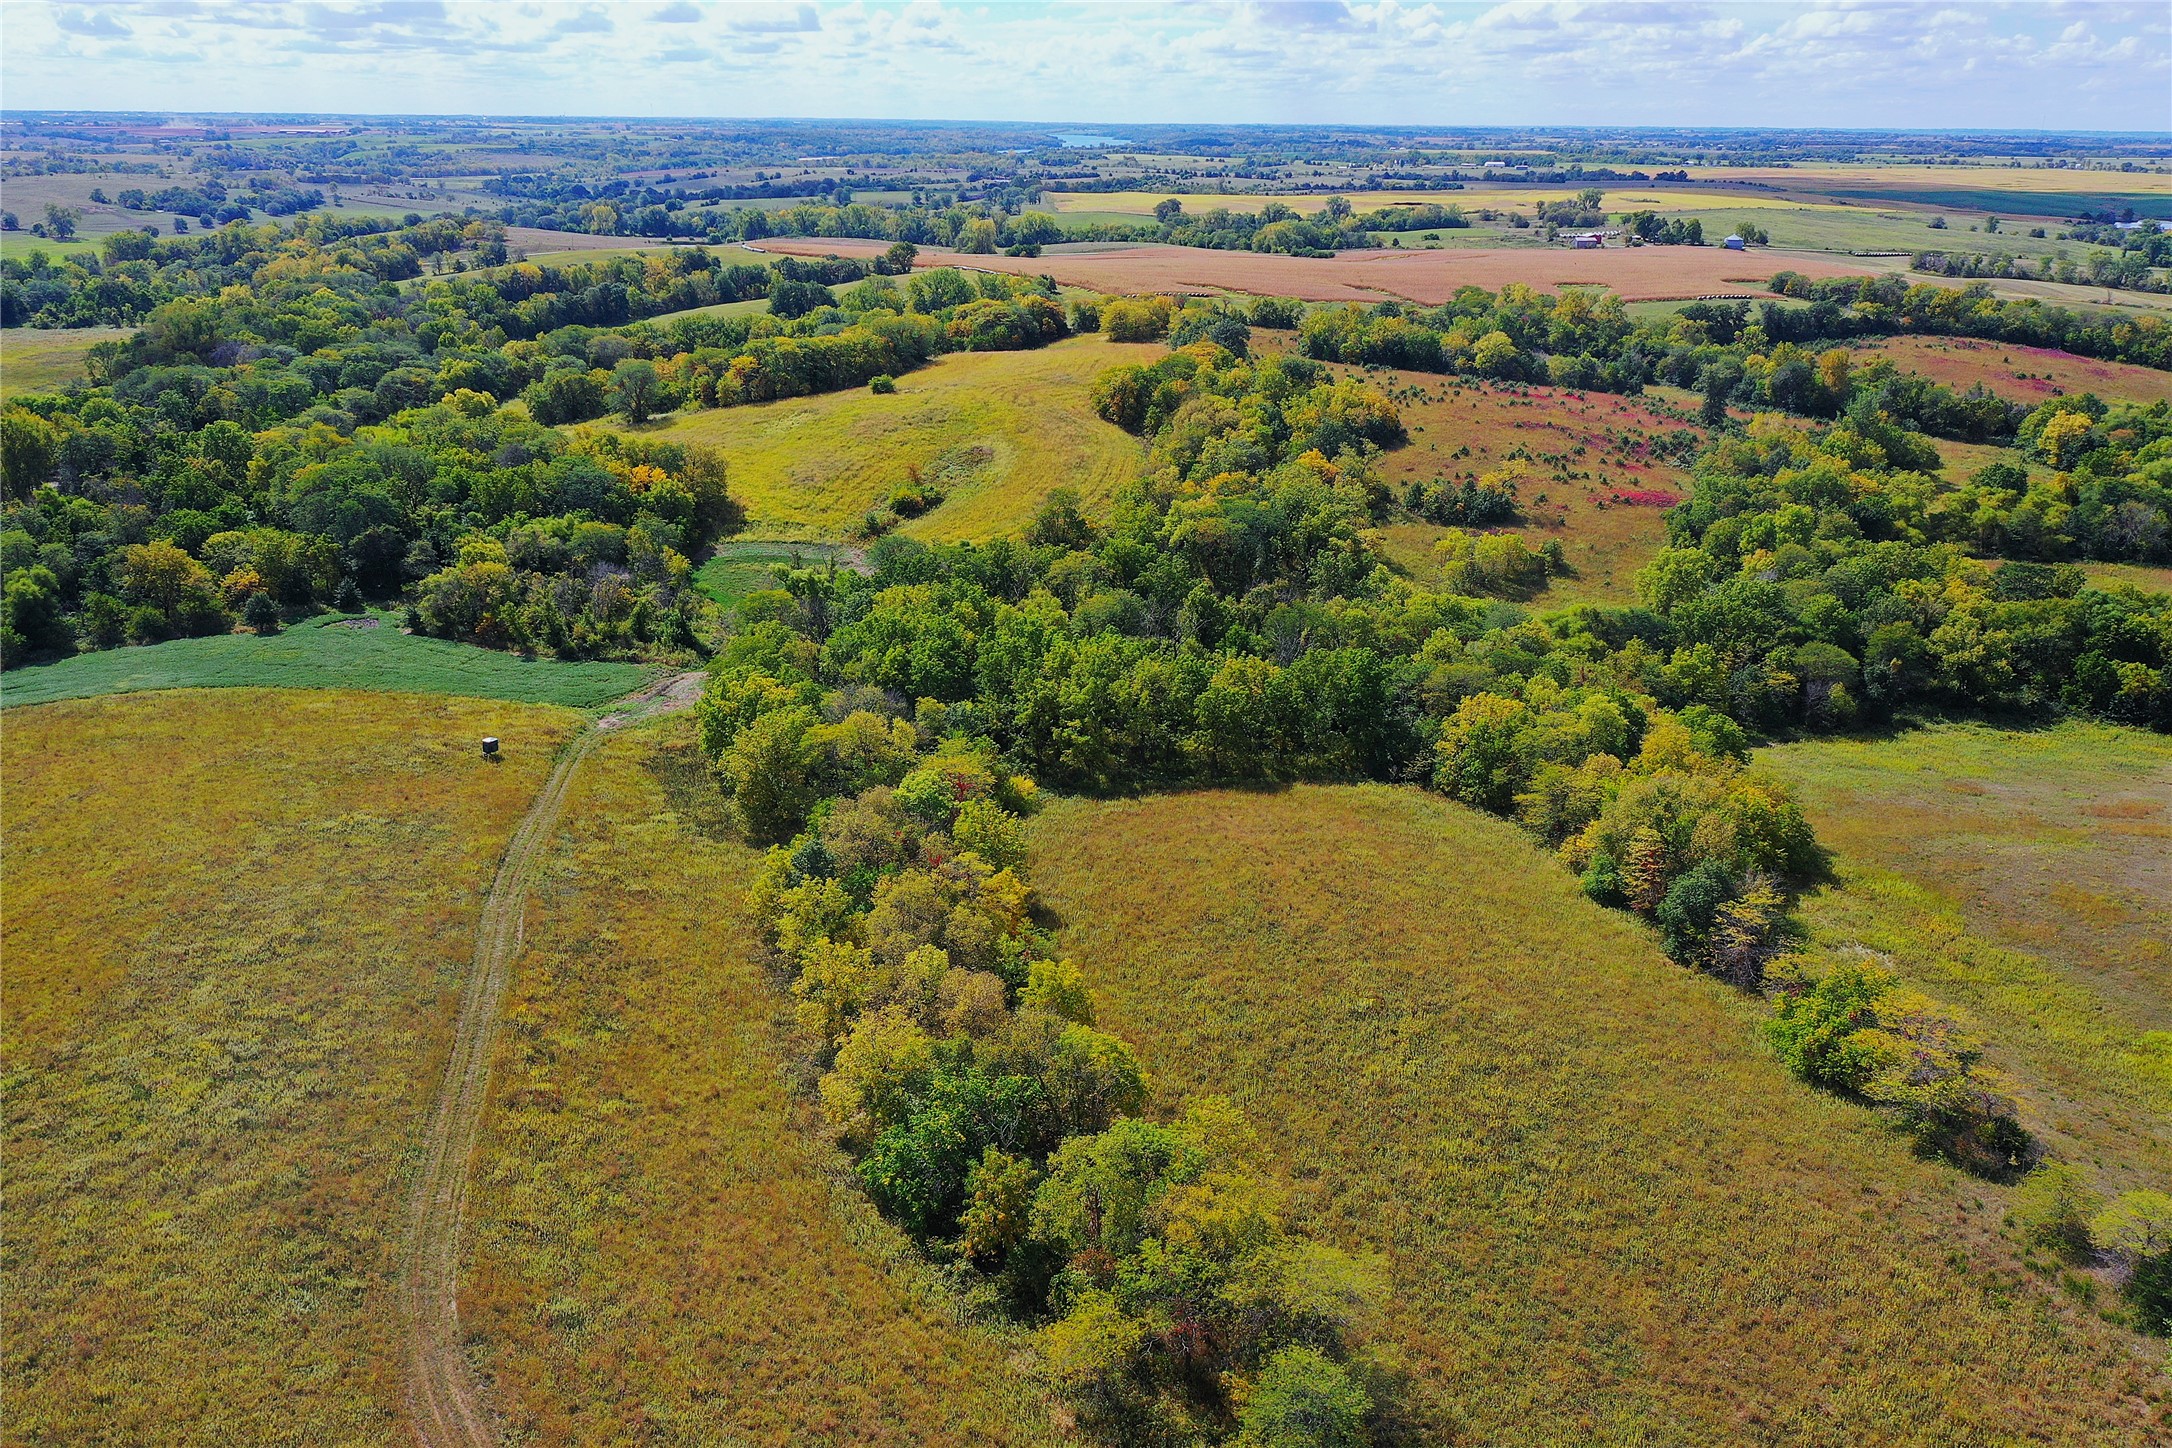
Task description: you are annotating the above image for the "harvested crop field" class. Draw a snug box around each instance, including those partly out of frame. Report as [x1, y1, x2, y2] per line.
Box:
[1361, 371, 1701, 601]
[748, 237, 1875, 303]
[1028, 785, 2162, 1446]
[461, 717, 1051, 1446]
[1852, 335, 2172, 406]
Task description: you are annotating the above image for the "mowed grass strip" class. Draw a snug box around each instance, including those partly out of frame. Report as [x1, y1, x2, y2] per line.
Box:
[604, 336, 1159, 542]
[1028, 784, 2161, 1445]
[2, 689, 581, 1445]
[461, 718, 1053, 1447]
[0, 611, 647, 711]
[1763, 722, 2172, 1190]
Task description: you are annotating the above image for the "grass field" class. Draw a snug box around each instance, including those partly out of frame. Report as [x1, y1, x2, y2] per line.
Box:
[460, 716, 1052, 1446]
[693, 538, 861, 612]
[0, 612, 647, 711]
[1852, 335, 2172, 406]
[1360, 372, 1696, 602]
[750, 236, 1873, 304]
[605, 336, 1159, 541]
[1762, 722, 2172, 1193]
[3, 689, 582, 1445]
[1027, 784, 2163, 1444]
[0, 325, 132, 397]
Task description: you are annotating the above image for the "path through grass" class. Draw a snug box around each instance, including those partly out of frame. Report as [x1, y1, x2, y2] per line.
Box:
[460, 716, 1053, 1445]
[602, 336, 1158, 541]
[3, 690, 581, 1444]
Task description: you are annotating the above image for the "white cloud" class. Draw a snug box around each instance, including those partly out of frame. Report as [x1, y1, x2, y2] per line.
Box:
[0, 0, 2163, 127]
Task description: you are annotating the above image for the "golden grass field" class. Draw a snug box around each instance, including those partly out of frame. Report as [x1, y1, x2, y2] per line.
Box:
[1853, 335, 2172, 406]
[0, 326, 131, 398]
[1027, 784, 2165, 1445]
[610, 335, 1159, 540]
[2, 689, 581, 1446]
[1763, 722, 2172, 1193]
[461, 716, 1052, 1446]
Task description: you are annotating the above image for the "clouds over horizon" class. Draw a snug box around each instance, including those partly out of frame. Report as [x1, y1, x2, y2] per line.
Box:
[5, 1, 2167, 130]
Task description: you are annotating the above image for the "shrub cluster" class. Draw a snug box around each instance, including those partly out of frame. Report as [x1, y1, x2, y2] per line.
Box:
[709, 717, 1394, 1442]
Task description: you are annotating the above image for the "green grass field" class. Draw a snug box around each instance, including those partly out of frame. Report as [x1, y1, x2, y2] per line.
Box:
[693, 538, 861, 612]
[3, 689, 582, 1445]
[0, 612, 647, 711]
[1028, 784, 2162, 1445]
[0, 325, 132, 397]
[462, 716, 1054, 1446]
[1763, 722, 2172, 1193]
[602, 336, 1160, 542]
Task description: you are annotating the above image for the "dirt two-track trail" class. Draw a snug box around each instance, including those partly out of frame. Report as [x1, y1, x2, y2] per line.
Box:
[400, 673, 701, 1447]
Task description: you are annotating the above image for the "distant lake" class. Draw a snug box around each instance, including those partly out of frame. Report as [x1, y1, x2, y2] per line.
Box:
[1054, 133, 1128, 148]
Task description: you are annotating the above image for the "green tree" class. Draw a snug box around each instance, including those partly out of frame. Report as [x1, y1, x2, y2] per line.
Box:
[1237, 1345, 1372, 1448]
[1, 410, 60, 499]
[609, 359, 662, 424]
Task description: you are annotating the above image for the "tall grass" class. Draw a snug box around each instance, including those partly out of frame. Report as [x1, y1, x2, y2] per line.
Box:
[1029, 783, 2162, 1445]
[1764, 720, 2172, 1191]
[460, 717, 1056, 1445]
[604, 336, 1159, 541]
[2, 690, 581, 1445]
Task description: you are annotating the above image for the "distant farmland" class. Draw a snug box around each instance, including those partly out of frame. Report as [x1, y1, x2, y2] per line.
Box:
[748, 236, 1876, 303]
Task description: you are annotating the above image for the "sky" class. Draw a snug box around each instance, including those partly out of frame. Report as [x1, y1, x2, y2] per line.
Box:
[2, 1, 2167, 132]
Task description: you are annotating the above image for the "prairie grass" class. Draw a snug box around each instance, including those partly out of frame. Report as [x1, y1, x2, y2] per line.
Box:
[0, 326, 132, 398]
[1028, 784, 2164, 1446]
[460, 717, 1054, 1446]
[2, 689, 581, 1446]
[0, 610, 647, 711]
[1763, 721, 2172, 1190]
[1362, 373, 1695, 602]
[604, 336, 1160, 542]
[1851, 335, 2172, 406]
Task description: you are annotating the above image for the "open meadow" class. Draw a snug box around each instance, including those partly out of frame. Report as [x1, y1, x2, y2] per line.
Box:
[607, 336, 1159, 540]
[2, 689, 581, 1446]
[1354, 372, 1698, 603]
[1762, 722, 2172, 1192]
[0, 325, 129, 398]
[749, 236, 1873, 303]
[460, 717, 1052, 1446]
[0, 612, 647, 711]
[1027, 784, 2162, 1445]
[1851, 334, 2172, 406]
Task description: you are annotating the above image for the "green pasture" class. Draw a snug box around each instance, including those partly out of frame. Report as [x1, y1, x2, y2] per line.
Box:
[0, 611, 648, 711]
